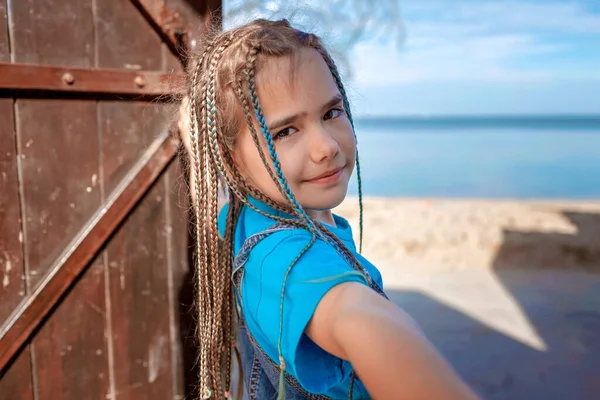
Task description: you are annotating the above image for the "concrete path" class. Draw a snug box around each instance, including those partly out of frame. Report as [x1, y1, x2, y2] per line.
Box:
[383, 268, 600, 400]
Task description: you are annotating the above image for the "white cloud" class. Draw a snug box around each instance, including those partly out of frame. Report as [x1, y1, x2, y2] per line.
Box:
[352, 35, 558, 86]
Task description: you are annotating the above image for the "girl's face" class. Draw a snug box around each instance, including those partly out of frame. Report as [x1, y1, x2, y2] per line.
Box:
[233, 47, 356, 212]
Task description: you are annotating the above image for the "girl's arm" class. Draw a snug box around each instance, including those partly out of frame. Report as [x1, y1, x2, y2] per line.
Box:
[306, 281, 480, 400]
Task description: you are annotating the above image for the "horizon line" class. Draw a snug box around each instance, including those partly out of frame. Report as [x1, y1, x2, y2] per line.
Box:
[353, 113, 600, 120]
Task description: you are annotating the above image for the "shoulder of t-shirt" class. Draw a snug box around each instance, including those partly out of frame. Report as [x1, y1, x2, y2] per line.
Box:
[246, 228, 365, 284]
[249, 228, 313, 257]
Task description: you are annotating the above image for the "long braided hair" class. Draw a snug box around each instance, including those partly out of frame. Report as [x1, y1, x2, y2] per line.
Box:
[183, 19, 367, 400]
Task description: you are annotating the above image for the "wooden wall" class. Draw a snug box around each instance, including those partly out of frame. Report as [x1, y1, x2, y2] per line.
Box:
[0, 1, 213, 399]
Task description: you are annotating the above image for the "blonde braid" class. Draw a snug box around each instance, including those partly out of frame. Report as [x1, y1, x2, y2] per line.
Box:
[220, 194, 243, 397]
[189, 45, 213, 398]
[204, 36, 236, 396]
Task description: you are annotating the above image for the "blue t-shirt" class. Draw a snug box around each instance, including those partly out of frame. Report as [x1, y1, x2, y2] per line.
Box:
[219, 197, 384, 399]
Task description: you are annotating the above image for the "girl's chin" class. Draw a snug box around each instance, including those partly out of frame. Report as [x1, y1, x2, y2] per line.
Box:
[299, 188, 348, 212]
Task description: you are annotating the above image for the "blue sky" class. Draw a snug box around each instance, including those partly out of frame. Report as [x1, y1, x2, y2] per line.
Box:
[348, 1, 600, 116]
[225, 0, 600, 116]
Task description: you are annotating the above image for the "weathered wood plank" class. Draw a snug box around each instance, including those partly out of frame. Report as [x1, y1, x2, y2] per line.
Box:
[130, 0, 188, 60]
[164, 158, 196, 399]
[31, 258, 109, 400]
[95, 1, 177, 398]
[0, 100, 31, 398]
[0, 99, 33, 400]
[100, 102, 172, 195]
[0, 0, 9, 62]
[15, 97, 109, 400]
[0, 100, 26, 326]
[0, 63, 184, 95]
[105, 178, 173, 400]
[96, 0, 162, 70]
[10, 0, 94, 67]
[98, 99, 174, 400]
[0, 5, 32, 398]
[160, 4, 187, 393]
[0, 350, 34, 400]
[16, 99, 101, 287]
[10, 2, 111, 396]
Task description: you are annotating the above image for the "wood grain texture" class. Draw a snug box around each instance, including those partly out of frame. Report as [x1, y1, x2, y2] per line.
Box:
[16, 99, 101, 287]
[0, 0, 9, 62]
[95, 0, 162, 70]
[10, 0, 95, 66]
[0, 350, 34, 400]
[0, 99, 26, 325]
[31, 258, 109, 400]
[105, 178, 174, 400]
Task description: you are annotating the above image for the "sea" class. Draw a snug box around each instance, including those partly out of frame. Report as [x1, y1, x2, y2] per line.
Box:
[347, 115, 600, 199]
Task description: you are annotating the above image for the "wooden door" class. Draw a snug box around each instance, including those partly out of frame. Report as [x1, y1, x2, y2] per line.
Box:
[0, 1, 220, 399]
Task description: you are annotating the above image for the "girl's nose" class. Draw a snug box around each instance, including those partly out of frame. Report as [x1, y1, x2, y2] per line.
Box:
[309, 125, 339, 163]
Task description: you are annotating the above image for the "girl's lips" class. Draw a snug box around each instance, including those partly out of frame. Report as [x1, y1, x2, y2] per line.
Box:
[307, 167, 344, 184]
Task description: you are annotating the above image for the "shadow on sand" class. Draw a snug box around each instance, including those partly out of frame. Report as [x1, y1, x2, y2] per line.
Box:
[390, 210, 600, 400]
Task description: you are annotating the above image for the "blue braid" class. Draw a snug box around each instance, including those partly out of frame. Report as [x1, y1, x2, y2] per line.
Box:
[247, 75, 316, 230]
[326, 60, 365, 253]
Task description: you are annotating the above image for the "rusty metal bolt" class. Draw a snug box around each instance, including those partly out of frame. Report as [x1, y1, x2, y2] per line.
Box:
[62, 72, 75, 85]
[134, 75, 146, 88]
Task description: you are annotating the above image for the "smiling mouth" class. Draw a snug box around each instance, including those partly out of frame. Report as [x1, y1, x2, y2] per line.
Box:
[307, 166, 345, 184]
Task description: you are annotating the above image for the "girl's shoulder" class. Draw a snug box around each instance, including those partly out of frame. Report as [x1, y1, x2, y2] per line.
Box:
[236, 222, 372, 397]
[218, 200, 298, 239]
[219, 200, 355, 247]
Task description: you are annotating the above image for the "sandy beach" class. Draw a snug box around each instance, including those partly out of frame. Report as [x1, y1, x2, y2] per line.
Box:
[333, 197, 600, 273]
[332, 198, 600, 399]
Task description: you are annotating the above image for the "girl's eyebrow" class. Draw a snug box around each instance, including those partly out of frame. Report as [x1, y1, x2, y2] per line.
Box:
[321, 93, 344, 112]
[267, 93, 343, 132]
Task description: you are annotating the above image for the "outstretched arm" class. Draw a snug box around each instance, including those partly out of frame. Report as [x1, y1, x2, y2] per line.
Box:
[306, 282, 480, 400]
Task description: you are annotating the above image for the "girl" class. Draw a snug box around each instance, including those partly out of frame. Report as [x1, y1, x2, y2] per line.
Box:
[179, 18, 479, 400]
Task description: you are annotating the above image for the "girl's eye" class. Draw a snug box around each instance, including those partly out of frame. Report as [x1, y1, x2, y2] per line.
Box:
[324, 108, 344, 120]
[273, 127, 298, 140]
